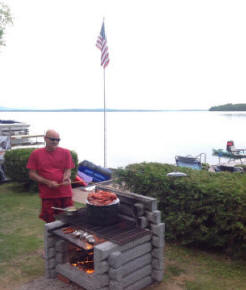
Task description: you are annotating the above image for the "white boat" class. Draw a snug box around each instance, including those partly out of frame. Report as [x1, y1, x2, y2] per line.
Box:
[175, 153, 207, 170]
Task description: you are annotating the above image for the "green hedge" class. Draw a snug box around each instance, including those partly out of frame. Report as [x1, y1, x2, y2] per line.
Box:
[4, 148, 78, 190]
[114, 162, 246, 258]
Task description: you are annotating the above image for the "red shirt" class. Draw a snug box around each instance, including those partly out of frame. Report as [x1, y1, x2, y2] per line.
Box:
[26, 147, 75, 199]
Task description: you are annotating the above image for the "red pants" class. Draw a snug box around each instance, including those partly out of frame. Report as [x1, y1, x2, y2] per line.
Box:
[39, 197, 74, 223]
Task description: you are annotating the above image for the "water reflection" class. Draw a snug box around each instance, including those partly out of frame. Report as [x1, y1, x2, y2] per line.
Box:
[1, 110, 246, 167]
[222, 113, 246, 118]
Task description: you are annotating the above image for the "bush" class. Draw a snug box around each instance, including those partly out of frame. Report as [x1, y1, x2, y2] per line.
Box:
[4, 148, 78, 191]
[114, 162, 246, 258]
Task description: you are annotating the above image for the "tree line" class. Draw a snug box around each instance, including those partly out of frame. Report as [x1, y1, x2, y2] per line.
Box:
[209, 103, 246, 111]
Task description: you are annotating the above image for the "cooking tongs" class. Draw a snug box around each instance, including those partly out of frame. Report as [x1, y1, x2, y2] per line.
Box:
[51, 206, 79, 216]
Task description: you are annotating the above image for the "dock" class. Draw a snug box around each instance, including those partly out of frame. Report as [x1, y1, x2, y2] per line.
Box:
[0, 120, 44, 148]
[10, 134, 44, 147]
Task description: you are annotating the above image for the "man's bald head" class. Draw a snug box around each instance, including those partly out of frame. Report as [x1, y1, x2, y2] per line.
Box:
[45, 129, 60, 138]
[44, 129, 60, 151]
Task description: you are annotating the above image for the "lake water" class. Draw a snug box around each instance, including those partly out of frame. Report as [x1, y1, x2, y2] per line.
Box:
[1, 111, 246, 168]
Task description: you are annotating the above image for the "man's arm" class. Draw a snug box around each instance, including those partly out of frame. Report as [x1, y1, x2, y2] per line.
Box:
[63, 168, 72, 185]
[29, 169, 59, 188]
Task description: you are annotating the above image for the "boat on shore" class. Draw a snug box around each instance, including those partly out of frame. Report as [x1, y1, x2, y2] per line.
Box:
[175, 153, 207, 170]
[175, 151, 245, 173]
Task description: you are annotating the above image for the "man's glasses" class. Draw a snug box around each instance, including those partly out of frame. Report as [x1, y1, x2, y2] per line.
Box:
[45, 137, 60, 142]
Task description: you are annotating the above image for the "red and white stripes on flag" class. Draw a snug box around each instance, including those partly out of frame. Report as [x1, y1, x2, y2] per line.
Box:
[96, 22, 109, 69]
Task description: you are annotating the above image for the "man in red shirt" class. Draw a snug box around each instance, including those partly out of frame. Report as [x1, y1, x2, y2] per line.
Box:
[27, 129, 75, 222]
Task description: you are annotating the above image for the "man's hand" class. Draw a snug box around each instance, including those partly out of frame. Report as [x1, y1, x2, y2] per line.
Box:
[62, 177, 71, 186]
[63, 169, 72, 186]
[29, 170, 59, 188]
[46, 180, 60, 188]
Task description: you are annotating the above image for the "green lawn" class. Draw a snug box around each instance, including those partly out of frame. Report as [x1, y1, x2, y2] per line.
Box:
[161, 244, 246, 290]
[0, 182, 246, 290]
[0, 183, 44, 289]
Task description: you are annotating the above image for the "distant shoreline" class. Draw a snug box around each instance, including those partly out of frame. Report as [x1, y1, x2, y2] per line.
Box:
[0, 108, 208, 112]
[209, 103, 246, 111]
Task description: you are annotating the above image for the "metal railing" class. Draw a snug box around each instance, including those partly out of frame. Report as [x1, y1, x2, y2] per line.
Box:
[10, 134, 45, 147]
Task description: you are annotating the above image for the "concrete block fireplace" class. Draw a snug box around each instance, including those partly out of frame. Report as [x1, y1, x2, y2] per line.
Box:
[44, 185, 165, 290]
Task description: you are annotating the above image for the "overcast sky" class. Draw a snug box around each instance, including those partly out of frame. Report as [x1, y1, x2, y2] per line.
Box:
[0, 0, 246, 110]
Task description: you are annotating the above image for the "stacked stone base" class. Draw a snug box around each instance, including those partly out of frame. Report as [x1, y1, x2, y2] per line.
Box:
[44, 187, 165, 290]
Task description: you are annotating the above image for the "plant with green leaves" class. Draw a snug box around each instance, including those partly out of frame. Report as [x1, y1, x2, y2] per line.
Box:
[4, 148, 78, 191]
[0, 2, 12, 47]
[114, 162, 246, 258]
[1, 183, 246, 289]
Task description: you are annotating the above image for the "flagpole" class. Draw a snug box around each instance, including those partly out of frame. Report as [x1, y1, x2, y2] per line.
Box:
[104, 67, 107, 168]
[96, 18, 109, 168]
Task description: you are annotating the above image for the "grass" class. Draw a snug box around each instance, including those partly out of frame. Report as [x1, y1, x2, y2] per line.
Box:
[1, 182, 246, 290]
[160, 244, 246, 290]
[0, 183, 44, 289]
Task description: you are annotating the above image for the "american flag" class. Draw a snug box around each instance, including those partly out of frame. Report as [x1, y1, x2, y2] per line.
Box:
[96, 22, 109, 68]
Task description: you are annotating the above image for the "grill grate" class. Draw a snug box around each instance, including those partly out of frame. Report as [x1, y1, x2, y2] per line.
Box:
[54, 208, 151, 246]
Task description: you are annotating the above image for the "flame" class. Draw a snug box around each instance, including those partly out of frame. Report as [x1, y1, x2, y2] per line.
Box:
[70, 262, 94, 273]
[86, 269, 94, 274]
[69, 242, 95, 274]
[70, 253, 94, 274]
[85, 244, 93, 250]
[72, 263, 77, 266]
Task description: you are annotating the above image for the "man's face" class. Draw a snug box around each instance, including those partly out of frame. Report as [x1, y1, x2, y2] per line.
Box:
[45, 132, 60, 151]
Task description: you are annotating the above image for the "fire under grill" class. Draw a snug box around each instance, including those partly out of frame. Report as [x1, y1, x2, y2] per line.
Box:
[44, 186, 165, 290]
[68, 243, 94, 274]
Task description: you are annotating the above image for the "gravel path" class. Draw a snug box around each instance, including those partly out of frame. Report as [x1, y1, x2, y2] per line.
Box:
[15, 277, 163, 290]
[15, 277, 84, 290]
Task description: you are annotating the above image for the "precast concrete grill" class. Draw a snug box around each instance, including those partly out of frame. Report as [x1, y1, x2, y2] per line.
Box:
[44, 186, 165, 290]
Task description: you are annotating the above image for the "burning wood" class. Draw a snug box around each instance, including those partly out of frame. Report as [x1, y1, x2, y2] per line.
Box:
[69, 245, 94, 274]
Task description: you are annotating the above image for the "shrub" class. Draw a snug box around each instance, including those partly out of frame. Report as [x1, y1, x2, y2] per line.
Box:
[4, 148, 78, 191]
[4, 148, 34, 184]
[114, 162, 246, 258]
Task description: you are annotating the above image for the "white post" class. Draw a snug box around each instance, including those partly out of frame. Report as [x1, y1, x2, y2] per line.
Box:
[104, 68, 107, 168]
